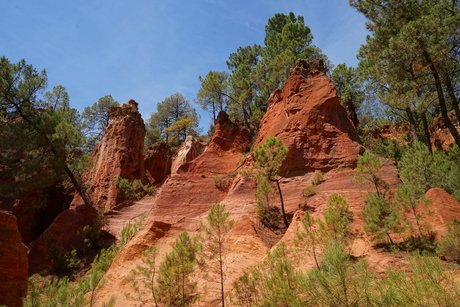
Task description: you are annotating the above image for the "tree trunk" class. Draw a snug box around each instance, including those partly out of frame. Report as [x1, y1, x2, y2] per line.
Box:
[443, 69, 460, 125]
[423, 50, 460, 148]
[405, 108, 419, 142]
[421, 112, 433, 154]
[273, 179, 289, 228]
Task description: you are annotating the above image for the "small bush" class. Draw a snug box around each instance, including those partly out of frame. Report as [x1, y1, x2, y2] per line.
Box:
[119, 214, 147, 248]
[311, 172, 324, 186]
[302, 185, 317, 199]
[438, 220, 460, 263]
[115, 176, 155, 201]
[213, 172, 237, 191]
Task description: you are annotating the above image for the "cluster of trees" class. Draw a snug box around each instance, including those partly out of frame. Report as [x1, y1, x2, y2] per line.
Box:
[347, 0, 460, 150]
[0, 56, 119, 204]
[196, 12, 332, 134]
[145, 92, 200, 148]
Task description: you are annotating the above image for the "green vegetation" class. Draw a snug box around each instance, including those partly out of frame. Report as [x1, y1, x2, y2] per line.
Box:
[81, 95, 119, 152]
[241, 136, 289, 229]
[145, 92, 200, 147]
[119, 213, 147, 248]
[199, 203, 235, 307]
[310, 172, 324, 186]
[115, 176, 155, 201]
[198, 12, 331, 133]
[156, 231, 203, 307]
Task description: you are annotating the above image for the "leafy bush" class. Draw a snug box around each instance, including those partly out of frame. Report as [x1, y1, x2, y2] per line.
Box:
[212, 172, 237, 191]
[119, 214, 146, 248]
[437, 220, 460, 263]
[310, 172, 324, 186]
[115, 176, 155, 201]
[398, 142, 460, 200]
[302, 185, 317, 199]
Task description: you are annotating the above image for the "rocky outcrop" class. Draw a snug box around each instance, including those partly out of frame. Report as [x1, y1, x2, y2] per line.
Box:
[255, 59, 363, 175]
[0, 211, 28, 307]
[171, 135, 206, 174]
[425, 188, 460, 238]
[144, 141, 172, 185]
[148, 111, 251, 225]
[28, 204, 97, 275]
[84, 100, 146, 208]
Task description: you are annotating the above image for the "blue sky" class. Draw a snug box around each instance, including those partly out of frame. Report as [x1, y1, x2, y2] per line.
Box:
[1, 0, 368, 131]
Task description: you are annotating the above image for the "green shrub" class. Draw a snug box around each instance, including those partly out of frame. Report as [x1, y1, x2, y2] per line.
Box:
[437, 220, 460, 263]
[119, 214, 146, 248]
[115, 176, 155, 201]
[302, 185, 317, 199]
[212, 172, 237, 191]
[311, 172, 324, 186]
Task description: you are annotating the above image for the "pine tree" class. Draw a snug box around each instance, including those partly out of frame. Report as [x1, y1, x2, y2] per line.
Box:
[199, 203, 235, 307]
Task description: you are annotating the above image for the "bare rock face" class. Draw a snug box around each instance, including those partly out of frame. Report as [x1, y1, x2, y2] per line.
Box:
[28, 204, 97, 275]
[144, 141, 172, 184]
[171, 135, 206, 174]
[85, 100, 146, 208]
[255, 59, 363, 175]
[0, 211, 28, 307]
[149, 111, 251, 224]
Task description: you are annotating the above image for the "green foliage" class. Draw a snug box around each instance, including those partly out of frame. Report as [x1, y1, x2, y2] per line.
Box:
[212, 172, 237, 191]
[304, 241, 375, 307]
[319, 193, 353, 242]
[310, 172, 324, 186]
[362, 193, 404, 245]
[232, 242, 304, 307]
[251, 136, 289, 229]
[81, 95, 119, 152]
[331, 63, 365, 125]
[395, 184, 436, 252]
[437, 221, 460, 264]
[295, 211, 322, 269]
[378, 254, 460, 306]
[0, 57, 89, 203]
[156, 231, 203, 307]
[196, 71, 231, 121]
[115, 176, 155, 201]
[199, 203, 235, 307]
[398, 142, 460, 200]
[301, 185, 317, 199]
[351, 0, 460, 148]
[145, 92, 200, 147]
[119, 213, 147, 248]
[354, 152, 389, 197]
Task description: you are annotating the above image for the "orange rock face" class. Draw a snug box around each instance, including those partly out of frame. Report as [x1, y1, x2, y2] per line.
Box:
[85, 100, 146, 208]
[144, 141, 172, 185]
[255, 59, 363, 174]
[149, 111, 251, 225]
[425, 188, 460, 238]
[0, 211, 28, 307]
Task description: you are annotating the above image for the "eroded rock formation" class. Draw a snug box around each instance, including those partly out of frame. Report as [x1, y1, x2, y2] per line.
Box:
[144, 141, 172, 185]
[84, 100, 146, 208]
[0, 211, 28, 307]
[256, 59, 363, 174]
[170, 135, 206, 174]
